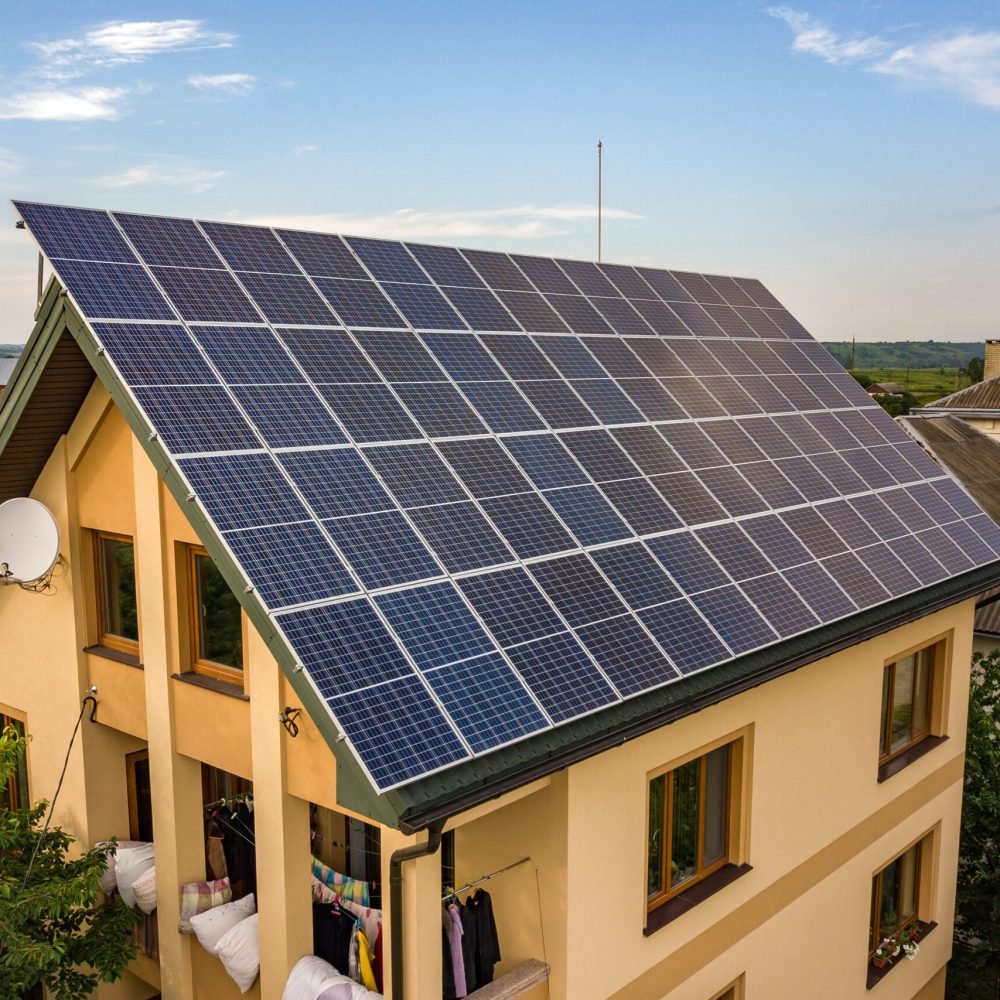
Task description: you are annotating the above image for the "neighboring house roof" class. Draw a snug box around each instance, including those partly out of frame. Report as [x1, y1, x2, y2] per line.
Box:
[0, 358, 17, 387]
[867, 382, 905, 395]
[898, 414, 1000, 524]
[924, 375, 1000, 415]
[4, 200, 1000, 830]
[899, 414, 1000, 639]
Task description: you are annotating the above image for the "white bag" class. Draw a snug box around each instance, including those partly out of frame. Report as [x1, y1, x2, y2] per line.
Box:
[115, 844, 155, 909]
[190, 893, 256, 956]
[216, 912, 260, 993]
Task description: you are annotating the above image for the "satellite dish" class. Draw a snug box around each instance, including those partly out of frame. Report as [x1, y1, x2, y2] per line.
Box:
[0, 498, 60, 583]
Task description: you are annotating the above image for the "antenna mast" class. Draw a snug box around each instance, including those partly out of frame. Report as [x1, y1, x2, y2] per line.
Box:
[597, 140, 603, 262]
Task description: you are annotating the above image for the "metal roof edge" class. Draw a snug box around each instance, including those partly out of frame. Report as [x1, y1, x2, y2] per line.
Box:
[921, 407, 1000, 419]
[45, 298, 406, 828]
[395, 561, 1000, 832]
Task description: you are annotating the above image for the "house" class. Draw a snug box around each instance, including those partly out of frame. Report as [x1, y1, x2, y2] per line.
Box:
[899, 413, 1000, 658]
[922, 372, 1000, 442]
[867, 382, 906, 397]
[2, 200, 999, 1000]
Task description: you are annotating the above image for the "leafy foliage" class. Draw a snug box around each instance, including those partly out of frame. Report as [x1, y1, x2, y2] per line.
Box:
[0, 726, 138, 999]
[967, 357, 984, 384]
[823, 341, 981, 370]
[954, 649, 1000, 974]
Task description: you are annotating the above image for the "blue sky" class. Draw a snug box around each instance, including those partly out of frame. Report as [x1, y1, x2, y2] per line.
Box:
[2, 1, 999, 345]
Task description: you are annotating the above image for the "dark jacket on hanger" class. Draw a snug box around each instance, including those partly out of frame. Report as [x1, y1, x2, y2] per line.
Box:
[467, 889, 501, 985]
[219, 803, 257, 898]
[313, 902, 357, 975]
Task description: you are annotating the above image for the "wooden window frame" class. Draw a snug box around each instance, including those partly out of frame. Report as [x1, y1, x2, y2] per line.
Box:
[879, 635, 949, 767]
[94, 531, 140, 656]
[0, 711, 28, 811]
[869, 840, 923, 958]
[646, 735, 743, 915]
[709, 977, 745, 1000]
[187, 545, 244, 687]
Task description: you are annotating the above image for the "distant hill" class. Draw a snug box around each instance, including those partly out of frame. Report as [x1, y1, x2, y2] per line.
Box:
[0, 344, 23, 358]
[820, 342, 981, 370]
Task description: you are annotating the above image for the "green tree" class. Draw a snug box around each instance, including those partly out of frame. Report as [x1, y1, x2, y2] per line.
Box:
[953, 649, 1000, 978]
[0, 725, 137, 999]
[968, 356, 984, 384]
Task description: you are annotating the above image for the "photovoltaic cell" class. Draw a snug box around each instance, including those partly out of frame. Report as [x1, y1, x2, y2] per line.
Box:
[16, 202, 136, 263]
[407, 502, 515, 572]
[738, 574, 819, 636]
[543, 485, 633, 545]
[457, 568, 564, 647]
[364, 443, 467, 508]
[691, 585, 777, 653]
[238, 272, 337, 326]
[277, 228, 367, 279]
[479, 493, 576, 558]
[92, 322, 216, 384]
[575, 614, 680, 694]
[590, 543, 682, 609]
[115, 212, 222, 269]
[346, 237, 428, 284]
[191, 325, 305, 384]
[152, 265, 262, 323]
[325, 510, 442, 588]
[279, 449, 393, 518]
[232, 385, 348, 448]
[55, 260, 174, 320]
[201, 221, 299, 274]
[381, 282, 466, 330]
[277, 329, 379, 383]
[638, 600, 731, 673]
[407, 243, 484, 287]
[133, 385, 258, 454]
[456, 383, 546, 433]
[528, 553, 628, 627]
[312, 278, 406, 328]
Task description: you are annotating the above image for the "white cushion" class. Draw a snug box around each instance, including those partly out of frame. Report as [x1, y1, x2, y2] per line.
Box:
[97, 840, 145, 895]
[131, 865, 157, 914]
[216, 912, 260, 994]
[115, 844, 155, 908]
[190, 893, 256, 956]
[282, 955, 341, 1000]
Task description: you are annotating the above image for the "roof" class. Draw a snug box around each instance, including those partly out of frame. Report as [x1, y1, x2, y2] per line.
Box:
[975, 585, 1000, 636]
[5, 200, 1000, 829]
[0, 358, 17, 387]
[898, 415, 1000, 523]
[868, 382, 905, 395]
[924, 375, 1000, 414]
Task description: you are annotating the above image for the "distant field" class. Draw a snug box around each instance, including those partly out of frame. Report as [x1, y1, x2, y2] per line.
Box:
[851, 367, 969, 405]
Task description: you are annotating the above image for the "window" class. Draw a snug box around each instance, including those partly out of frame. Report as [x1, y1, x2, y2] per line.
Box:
[95, 532, 139, 655]
[126, 749, 153, 842]
[880, 640, 941, 765]
[647, 742, 731, 911]
[1, 714, 28, 811]
[870, 840, 922, 958]
[188, 547, 244, 684]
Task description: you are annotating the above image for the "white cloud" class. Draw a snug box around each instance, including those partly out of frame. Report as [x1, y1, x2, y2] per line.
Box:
[293, 144, 318, 156]
[769, 10, 1000, 110]
[767, 7, 888, 65]
[31, 20, 235, 74]
[0, 87, 126, 121]
[243, 204, 642, 241]
[95, 163, 225, 193]
[873, 33, 1000, 109]
[188, 72, 256, 95]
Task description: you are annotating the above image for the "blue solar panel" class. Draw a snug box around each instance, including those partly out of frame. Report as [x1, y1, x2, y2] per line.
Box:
[179, 453, 309, 531]
[324, 510, 442, 588]
[93, 323, 216, 385]
[407, 502, 515, 572]
[576, 615, 679, 695]
[20, 200, 1000, 793]
[55, 261, 174, 320]
[505, 633, 618, 722]
[278, 449, 393, 518]
[424, 654, 549, 753]
[232, 385, 348, 448]
[457, 568, 564, 647]
[223, 522, 358, 609]
[330, 674, 469, 788]
[374, 582, 497, 669]
[638, 600, 731, 673]
[133, 385, 258, 454]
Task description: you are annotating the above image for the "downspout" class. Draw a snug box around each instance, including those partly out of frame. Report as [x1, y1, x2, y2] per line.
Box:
[389, 817, 447, 1000]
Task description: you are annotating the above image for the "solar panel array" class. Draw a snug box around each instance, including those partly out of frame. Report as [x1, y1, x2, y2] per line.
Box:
[15, 200, 1000, 791]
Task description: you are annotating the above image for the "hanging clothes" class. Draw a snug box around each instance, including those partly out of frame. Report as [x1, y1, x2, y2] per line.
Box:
[312, 901, 357, 975]
[357, 929, 379, 993]
[442, 907, 457, 1000]
[466, 889, 501, 986]
[218, 803, 257, 898]
[459, 903, 479, 994]
[312, 857, 371, 907]
[206, 819, 228, 882]
[447, 903, 467, 997]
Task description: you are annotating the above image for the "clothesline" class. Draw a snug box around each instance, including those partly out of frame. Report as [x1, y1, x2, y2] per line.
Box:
[442, 856, 531, 901]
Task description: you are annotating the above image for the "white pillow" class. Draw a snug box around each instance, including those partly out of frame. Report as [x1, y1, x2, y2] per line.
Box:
[115, 844, 155, 908]
[190, 893, 256, 955]
[97, 840, 145, 895]
[216, 912, 260, 994]
[282, 956, 341, 1000]
[131, 866, 157, 915]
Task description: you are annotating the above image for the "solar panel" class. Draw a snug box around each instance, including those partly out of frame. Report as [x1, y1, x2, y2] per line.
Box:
[14, 198, 1000, 792]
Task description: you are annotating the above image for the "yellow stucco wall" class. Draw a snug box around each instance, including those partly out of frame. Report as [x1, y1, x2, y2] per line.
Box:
[0, 379, 980, 1000]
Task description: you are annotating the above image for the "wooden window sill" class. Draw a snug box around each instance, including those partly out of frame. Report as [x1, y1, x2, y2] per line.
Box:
[644, 863, 752, 936]
[84, 644, 142, 668]
[867, 921, 936, 989]
[878, 736, 947, 783]
[172, 672, 248, 701]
